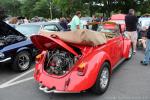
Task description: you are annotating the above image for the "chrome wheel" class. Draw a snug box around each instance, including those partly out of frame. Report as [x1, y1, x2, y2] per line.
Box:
[100, 67, 109, 89]
[91, 62, 110, 95]
[18, 54, 30, 70]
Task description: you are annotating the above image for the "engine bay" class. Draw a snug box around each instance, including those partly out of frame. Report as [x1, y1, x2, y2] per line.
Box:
[0, 35, 25, 47]
[44, 48, 80, 76]
[0, 21, 26, 47]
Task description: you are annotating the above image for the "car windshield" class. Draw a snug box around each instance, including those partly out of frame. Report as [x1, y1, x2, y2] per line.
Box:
[97, 23, 120, 38]
[16, 25, 40, 37]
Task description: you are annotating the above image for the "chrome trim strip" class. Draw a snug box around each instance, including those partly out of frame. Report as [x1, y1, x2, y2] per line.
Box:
[112, 58, 125, 70]
[0, 57, 11, 63]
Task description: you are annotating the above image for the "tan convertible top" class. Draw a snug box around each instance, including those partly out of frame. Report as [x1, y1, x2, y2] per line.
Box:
[40, 29, 107, 46]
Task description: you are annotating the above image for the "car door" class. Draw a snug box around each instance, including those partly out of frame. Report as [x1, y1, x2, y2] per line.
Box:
[114, 35, 124, 61]
[114, 33, 124, 64]
[107, 38, 120, 66]
[106, 26, 124, 67]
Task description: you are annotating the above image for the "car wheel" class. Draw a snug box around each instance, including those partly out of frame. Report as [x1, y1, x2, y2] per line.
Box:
[91, 62, 110, 95]
[12, 51, 31, 72]
[127, 45, 133, 59]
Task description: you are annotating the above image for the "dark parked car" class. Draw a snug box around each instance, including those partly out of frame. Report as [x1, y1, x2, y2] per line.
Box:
[15, 22, 65, 37]
[0, 21, 37, 72]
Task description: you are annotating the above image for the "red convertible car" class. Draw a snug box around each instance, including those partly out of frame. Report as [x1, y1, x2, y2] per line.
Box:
[31, 22, 132, 95]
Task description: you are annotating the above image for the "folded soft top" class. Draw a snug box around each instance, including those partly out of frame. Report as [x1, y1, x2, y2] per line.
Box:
[40, 29, 107, 46]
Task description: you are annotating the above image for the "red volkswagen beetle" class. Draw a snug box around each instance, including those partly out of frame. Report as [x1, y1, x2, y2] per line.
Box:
[31, 22, 132, 95]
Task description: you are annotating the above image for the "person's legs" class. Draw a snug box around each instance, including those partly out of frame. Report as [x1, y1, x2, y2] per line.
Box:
[131, 31, 138, 53]
[141, 39, 150, 65]
[125, 31, 131, 40]
[141, 37, 146, 49]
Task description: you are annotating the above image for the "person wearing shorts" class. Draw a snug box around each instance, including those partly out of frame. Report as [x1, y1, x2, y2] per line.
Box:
[141, 26, 150, 65]
[125, 9, 138, 54]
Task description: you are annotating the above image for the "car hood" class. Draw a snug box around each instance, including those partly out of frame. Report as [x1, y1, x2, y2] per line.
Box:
[30, 34, 79, 56]
[0, 21, 25, 37]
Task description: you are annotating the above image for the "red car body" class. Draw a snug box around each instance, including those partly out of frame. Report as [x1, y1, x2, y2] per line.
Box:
[31, 22, 132, 94]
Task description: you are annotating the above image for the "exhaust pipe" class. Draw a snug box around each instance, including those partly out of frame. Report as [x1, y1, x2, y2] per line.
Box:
[39, 84, 79, 93]
[39, 85, 55, 93]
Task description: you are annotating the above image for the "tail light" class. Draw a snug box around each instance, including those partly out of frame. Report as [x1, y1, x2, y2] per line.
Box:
[35, 53, 44, 63]
[77, 62, 88, 76]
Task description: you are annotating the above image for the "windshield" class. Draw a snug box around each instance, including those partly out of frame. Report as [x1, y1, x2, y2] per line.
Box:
[16, 25, 41, 37]
[97, 24, 120, 37]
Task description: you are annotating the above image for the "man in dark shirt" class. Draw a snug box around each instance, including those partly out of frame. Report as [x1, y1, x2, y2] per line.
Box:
[59, 17, 68, 30]
[125, 9, 138, 54]
[141, 25, 150, 65]
[92, 15, 98, 31]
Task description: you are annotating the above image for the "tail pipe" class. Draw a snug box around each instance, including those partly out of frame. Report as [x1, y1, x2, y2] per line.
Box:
[39, 84, 79, 93]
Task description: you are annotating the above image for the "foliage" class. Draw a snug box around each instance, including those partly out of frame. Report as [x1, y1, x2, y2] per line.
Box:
[0, 0, 21, 16]
[0, 0, 150, 18]
[0, 7, 6, 20]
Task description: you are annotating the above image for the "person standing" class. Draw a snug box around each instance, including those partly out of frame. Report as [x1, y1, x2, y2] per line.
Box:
[92, 15, 98, 31]
[125, 9, 138, 54]
[70, 11, 82, 31]
[59, 17, 68, 30]
[141, 26, 150, 65]
[24, 17, 29, 24]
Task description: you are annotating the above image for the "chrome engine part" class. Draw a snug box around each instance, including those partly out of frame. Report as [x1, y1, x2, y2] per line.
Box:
[44, 49, 77, 75]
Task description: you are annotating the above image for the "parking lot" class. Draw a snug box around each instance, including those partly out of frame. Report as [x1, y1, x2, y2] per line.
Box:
[0, 50, 150, 100]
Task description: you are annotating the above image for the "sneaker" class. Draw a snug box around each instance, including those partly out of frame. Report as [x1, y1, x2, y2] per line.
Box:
[140, 61, 148, 66]
[133, 51, 136, 55]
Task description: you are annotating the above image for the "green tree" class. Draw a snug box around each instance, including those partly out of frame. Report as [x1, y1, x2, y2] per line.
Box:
[32, 0, 49, 18]
[0, 0, 21, 16]
[0, 7, 6, 20]
[20, 0, 37, 18]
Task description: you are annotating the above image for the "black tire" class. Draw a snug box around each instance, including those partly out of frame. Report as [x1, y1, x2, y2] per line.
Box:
[91, 62, 110, 95]
[12, 51, 31, 72]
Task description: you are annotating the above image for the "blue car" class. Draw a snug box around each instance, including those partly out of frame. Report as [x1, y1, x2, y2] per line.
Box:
[0, 21, 37, 72]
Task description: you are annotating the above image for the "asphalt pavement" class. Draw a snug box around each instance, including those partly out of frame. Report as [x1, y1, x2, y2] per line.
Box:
[0, 50, 150, 100]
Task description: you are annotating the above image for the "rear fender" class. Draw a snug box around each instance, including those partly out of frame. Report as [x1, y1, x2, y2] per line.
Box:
[67, 51, 112, 92]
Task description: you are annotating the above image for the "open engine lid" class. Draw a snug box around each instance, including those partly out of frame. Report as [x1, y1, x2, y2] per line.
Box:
[0, 21, 25, 37]
[30, 34, 78, 56]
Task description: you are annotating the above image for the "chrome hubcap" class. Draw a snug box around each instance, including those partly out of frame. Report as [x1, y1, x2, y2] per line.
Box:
[18, 54, 30, 70]
[100, 67, 109, 89]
